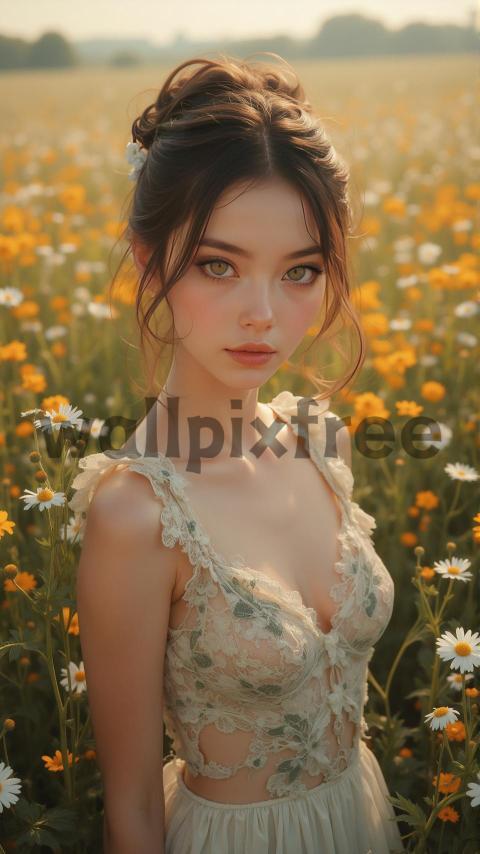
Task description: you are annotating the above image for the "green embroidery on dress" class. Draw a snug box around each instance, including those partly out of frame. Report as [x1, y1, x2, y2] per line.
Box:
[233, 600, 256, 619]
[192, 652, 213, 668]
[364, 589, 377, 617]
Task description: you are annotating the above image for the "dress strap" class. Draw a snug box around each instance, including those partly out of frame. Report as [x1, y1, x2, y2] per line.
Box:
[268, 390, 377, 544]
[68, 450, 212, 565]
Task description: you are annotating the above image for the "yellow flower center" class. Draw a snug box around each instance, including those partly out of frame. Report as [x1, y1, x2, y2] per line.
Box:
[434, 707, 449, 717]
[448, 566, 460, 575]
[454, 641, 471, 656]
[52, 413, 68, 423]
[75, 671, 86, 683]
[38, 488, 54, 502]
[454, 674, 463, 683]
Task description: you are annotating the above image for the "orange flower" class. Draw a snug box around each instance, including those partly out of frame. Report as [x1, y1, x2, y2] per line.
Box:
[415, 491, 439, 510]
[398, 747, 413, 758]
[42, 749, 80, 772]
[437, 805, 460, 823]
[395, 400, 424, 417]
[408, 506, 420, 518]
[3, 571, 37, 593]
[432, 772, 461, 794]
[466, 687, 479, 698]
[420, 567, 435, 580]
[445, 720, 466, 742]
[401, 532, 418, 547]
[421, 381, 446, 402]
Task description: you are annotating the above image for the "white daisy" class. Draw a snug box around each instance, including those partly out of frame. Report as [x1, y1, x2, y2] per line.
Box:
[444, 462, 479, 482]
[126, 140, 148, 181]
[417, 242, 442, 265]
[454, 300, 478, 318]
[424, 706, 459, 731]
[466, 771, 480, 808]
[418, 422, 452, 450]
[436, 627, 480, 673]
[61, 513, 85, 543]
[19, 487, 66, 512]
[433, 557, 473, 583]
[87, 301, 118, 319]
[20, 408, 45, 418]
[447, 672, 474, 691]
[456, 332, 477, 348]
[0, 762, 22, 813]
[33, 403, 84, 432]
[60, 660, 87, 695]
[0, 287, 24, 307]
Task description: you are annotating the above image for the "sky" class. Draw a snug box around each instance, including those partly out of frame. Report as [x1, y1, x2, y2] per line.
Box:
[2, 0, 477, 45]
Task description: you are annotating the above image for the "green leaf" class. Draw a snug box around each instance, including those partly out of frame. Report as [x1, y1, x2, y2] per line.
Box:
[388, 793, 426, 829]
[233, 600, 255, 619]
[192, 653, 213, 668]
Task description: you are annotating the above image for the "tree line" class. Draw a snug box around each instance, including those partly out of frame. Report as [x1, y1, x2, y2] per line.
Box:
[0, 14, 478, 71]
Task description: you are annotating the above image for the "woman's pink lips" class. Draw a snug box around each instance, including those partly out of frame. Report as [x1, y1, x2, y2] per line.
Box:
[225, 349, 276, 365]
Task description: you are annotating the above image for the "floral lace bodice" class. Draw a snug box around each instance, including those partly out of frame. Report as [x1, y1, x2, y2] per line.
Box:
[69, 391, 395, 799]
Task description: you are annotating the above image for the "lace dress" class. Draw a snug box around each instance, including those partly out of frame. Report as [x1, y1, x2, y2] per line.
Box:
[70, 390, 404, 854]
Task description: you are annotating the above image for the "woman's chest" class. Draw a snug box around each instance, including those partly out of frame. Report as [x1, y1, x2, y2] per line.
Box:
[170, 451, 343, 634]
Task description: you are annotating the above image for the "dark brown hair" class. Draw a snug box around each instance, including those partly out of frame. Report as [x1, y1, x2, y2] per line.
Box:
[110, 51, 366, 403]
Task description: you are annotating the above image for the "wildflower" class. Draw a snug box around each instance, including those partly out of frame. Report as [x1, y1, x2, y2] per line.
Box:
[436, 628, 480, 672]
[60, 660, 87, 695]
[437, 805, 460, 823]
[424, 706, 459, 730]
[41, 750, 80, 772]
[433, 557, 473, 583]
[125, 140, 148, 181]
[395, 400, 424, 416]
[33, 402, 83, 432]
[466, 687, 480, 698]
[456, 331, 477, 348]
[3, 571, 37, 593]
[415, 491, 439, 510]
[466, 771, 480, 807]
[445, 720, 466, 741]
[398, 747, 413, 758]
[420, 567, 435, 581]
[87, 301, 118, 319]
[401, 532, 417, 547]
[420, 381, 446, 402]
[417, 422, 453, 452]
[444, 462, 479, 482]
[447, 672, 474, 691]
[454, 300, 478, 318]
[417, 242, 442, 265]
[0, 287, 24, 307]
[0, 510, 15, 539]
[432, 772, 461, 794]
[19, 487, 66, 512]
[0, 762, 22, 813]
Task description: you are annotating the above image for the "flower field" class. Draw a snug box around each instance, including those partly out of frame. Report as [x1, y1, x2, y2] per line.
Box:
[0, 54, 479, 851]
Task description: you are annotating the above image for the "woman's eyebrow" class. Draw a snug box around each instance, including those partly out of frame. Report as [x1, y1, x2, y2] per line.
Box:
[199, 238, 323, 259]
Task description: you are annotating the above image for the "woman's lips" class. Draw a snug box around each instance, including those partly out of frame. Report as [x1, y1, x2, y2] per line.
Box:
[225, 349, 276, 366]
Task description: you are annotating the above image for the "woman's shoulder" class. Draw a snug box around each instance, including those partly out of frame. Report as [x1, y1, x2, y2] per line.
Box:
[268, 388, 351, 468]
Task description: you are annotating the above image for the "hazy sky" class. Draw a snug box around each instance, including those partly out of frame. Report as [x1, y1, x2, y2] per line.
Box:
[2, 0, 477, 45]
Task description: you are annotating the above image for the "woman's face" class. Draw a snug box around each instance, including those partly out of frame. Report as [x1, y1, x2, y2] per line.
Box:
[140, 176, 327, 391]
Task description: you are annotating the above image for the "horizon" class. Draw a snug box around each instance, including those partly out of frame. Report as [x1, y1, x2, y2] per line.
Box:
[2, 0, 477, 46]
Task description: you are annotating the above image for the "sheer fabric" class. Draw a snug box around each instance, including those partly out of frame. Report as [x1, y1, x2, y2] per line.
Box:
[70, 391, 403, 852]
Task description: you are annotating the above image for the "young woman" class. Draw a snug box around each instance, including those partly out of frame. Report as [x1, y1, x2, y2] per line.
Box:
[72, 54, 404, 853]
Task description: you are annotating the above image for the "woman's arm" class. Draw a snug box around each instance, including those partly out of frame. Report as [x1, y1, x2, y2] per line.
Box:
[75, 466, 178, 853]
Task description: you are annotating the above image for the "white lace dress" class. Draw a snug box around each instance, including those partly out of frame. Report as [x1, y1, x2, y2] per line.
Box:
[70, 390, 405, 854]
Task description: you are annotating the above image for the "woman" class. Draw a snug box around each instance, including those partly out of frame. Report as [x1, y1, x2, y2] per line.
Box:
[72, 53, 405, 853]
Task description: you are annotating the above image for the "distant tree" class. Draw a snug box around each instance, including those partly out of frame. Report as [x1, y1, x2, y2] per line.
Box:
[109, 50, 141, 67]
[27, 31, 77, 68]
[308, 14, 388, 57]
[0, 34, 30, 69]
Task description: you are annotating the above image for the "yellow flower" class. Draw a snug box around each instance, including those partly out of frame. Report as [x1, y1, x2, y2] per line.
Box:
[420, 567, 435, 581]
[0, 340, 27, 361]
[353, 392, 390, 420]
[395, 400, 424, 417]
[361, 312, 389, 337]
[0, 510, 15, 538]
[41, 749, 80, 772]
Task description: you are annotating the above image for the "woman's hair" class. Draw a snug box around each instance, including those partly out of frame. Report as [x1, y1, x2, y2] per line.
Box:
[110, 51, 366, 402]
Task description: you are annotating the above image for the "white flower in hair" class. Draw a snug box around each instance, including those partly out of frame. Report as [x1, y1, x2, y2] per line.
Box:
[125, 140, 147, 181]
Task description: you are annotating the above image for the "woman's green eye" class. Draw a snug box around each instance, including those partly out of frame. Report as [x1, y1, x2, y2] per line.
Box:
[195, 257, 323, 286]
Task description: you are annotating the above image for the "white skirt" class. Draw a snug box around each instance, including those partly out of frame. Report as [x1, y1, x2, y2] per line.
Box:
[163, 739, 405, 854]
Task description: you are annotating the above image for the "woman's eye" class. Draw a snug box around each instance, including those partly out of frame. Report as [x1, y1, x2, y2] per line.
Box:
[196, 258, 234, 279]
[285, 265, 324, 286]
[195, 258, 324, 286]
